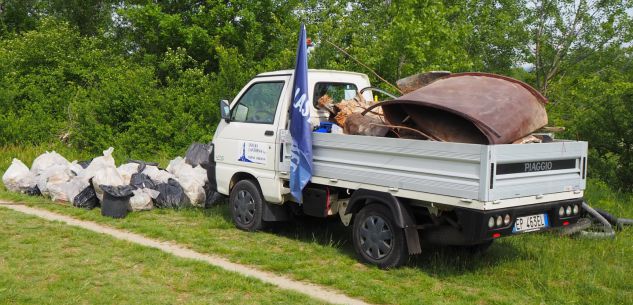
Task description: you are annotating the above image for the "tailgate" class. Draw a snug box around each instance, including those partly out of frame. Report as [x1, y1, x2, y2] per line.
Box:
[486, 141, 587, 201]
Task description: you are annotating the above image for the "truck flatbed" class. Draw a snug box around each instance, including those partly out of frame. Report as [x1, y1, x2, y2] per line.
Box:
[280, 133, 587, 211]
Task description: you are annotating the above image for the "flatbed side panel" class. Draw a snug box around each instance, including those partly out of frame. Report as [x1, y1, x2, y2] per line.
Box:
[309, 133, 485, 200]
[489, 141, 588, 201]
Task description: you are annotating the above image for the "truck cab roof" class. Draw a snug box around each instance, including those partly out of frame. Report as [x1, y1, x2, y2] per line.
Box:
[256, 69, 371, 81]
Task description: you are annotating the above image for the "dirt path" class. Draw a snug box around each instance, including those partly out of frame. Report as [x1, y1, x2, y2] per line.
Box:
[0, 202, 371, 305]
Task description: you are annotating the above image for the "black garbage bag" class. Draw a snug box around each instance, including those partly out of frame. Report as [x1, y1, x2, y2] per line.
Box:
[204, 188, 225, 208]
[125, 159, 159, 173]
[73, 184, 99, 210]
[100, 185, 135, 218]
[25, 185, 41, 196]
[77, 159, 92, 169]
[184, 143, 212, 168]
[152, 178, 191, 209]
[130, 173, 156, 189]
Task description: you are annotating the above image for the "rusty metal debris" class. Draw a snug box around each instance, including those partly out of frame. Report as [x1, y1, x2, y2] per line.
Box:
[362, 72, 549, 144]
[396, 71, 451, 94]
[317, 72, 549, 145]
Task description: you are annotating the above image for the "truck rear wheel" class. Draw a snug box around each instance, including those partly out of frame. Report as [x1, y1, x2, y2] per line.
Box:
[353, 204, 408, 268]
[230, 180, 265, 231]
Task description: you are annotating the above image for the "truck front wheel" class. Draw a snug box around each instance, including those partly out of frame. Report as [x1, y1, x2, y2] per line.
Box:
[353, 204, 408, 268]
[230, 180, 265, 231]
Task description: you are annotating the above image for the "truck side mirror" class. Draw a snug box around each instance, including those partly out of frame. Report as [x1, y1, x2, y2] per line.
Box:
[220, 99, 230, 123]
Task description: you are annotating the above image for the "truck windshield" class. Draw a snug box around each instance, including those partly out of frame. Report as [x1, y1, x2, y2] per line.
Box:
[313, 82, 358, 107]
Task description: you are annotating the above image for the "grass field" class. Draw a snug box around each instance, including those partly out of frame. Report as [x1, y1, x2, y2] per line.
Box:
[2, 145, 633, 305]
[0, 207, 324, 305]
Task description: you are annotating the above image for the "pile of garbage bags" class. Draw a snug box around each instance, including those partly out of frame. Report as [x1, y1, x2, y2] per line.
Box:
[2, 143, 214, 218]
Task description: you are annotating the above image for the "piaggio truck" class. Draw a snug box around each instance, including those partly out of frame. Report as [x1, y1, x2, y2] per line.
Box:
[209, 69, 587, 268]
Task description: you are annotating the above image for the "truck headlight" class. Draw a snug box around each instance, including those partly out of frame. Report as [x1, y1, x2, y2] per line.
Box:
[573, 204, 579, 215]
[496, 216, 503, 227]
[504, 214, 511, 225]
[559, 206, 565, 217]
[488, 217, 495, 228]
[565, 206, 572, 216]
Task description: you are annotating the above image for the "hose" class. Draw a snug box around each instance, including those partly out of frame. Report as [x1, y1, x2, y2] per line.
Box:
[618, 218, 633, 226]
[578, 201, 615, 239]
[594, 208, 619, 225]
[594, 207, 633, 229]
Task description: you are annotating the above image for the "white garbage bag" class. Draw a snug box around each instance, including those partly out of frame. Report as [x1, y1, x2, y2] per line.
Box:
[80, 147, 116, 183]
[142, 165, 175, 184]
[117, 163, 140, 185]
[30, 151, 70, 176]
[170, 161, 208, 206]
[38, 164, 73, 201]
[69, 161, 85, 176]
[92, 166, 125, 202]
[62, 178, 89, 204]
[166, 156, 187, 177]
[129, 188, 160, 211]
[2, 158, 36, 192]
[177, 174, 206, 206]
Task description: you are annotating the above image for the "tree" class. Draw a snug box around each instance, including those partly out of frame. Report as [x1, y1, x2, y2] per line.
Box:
[0, 0, 117, 36]
[527, 0, 633, 94]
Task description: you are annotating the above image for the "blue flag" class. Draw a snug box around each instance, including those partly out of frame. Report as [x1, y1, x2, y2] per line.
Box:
[289, 24, 312, 203]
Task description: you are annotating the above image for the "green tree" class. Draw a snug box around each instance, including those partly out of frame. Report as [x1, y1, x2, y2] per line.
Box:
[0, 0, 117, 36]
[527, 0, 633, 94]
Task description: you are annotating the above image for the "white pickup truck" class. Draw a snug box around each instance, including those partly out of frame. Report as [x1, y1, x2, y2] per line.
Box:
[210, 69, 587, 268]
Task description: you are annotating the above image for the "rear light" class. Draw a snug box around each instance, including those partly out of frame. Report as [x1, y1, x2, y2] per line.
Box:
[503, 214, 511, 225]
[573, 204, 579, 215]
[563, 221, 570, 226]
[565, 206, 572, 216]
[496, 216, 503, 227]
[488, 217, 495, 228]
[492, 233, 501, 238]
[559, 206, 565, 217]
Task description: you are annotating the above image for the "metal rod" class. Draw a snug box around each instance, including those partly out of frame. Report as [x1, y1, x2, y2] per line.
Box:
[324, 40, 403, 95]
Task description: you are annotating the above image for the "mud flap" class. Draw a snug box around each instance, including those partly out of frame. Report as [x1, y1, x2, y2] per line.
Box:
[405, 227, 422, 255]
[262, 202, 290, 222]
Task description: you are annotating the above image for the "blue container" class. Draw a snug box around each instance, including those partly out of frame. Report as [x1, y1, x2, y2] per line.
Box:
[314, 122, 333, 133]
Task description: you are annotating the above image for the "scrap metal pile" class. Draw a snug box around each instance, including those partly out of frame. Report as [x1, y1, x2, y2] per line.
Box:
[317, 72, 551, 144]
[2, 143, 214, 218]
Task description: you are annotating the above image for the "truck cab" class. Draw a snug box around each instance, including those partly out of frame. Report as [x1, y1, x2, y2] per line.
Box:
[213, 69, 372, 204]
[211, 69, 586, 268]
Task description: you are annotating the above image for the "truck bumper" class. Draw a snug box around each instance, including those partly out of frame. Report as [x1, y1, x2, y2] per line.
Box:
[455, 198, 584, 244]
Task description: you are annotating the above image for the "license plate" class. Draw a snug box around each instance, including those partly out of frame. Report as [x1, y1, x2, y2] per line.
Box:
[513, 213, 549, 233]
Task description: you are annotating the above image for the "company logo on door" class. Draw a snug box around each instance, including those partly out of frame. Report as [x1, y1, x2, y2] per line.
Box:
[238, 141, 268, 164]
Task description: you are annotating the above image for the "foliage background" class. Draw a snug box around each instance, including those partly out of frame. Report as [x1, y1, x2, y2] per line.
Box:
[0, 0, 632, 189]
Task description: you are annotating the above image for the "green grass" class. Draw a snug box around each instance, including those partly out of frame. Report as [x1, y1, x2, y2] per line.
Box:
[2, 146, 633, 305]
[0, 207, 325, 305]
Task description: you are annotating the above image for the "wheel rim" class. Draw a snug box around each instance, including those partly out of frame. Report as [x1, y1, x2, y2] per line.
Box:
[359, 215, 393, 260]
[234, 190, 255, 225]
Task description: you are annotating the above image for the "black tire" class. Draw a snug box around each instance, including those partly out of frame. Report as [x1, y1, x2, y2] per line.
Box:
[352, 204, 408, 268]
[230, 180, 266, 231]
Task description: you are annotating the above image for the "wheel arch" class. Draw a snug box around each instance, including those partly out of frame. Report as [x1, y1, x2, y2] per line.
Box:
[229, 172, 258, 192]
[346, 189, 422, 254]
[229, 172, 289, 222]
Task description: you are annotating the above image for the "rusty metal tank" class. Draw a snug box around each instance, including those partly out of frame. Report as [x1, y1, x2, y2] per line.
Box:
[375, 72, 548, 144]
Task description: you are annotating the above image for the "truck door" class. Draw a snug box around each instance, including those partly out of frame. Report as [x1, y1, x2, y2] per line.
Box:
[213, 76, 289, 201]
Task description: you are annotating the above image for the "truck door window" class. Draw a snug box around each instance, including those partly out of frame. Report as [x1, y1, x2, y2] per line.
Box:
[231, 81, 284, 124]
[313, 82, 358, 107]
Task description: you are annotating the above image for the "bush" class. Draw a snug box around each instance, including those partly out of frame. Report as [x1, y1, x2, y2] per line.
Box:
[0, 20, 221, 160]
